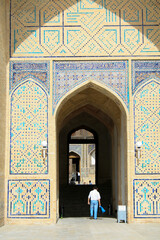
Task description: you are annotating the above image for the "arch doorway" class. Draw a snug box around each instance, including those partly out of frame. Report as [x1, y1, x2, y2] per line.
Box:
[69, 128, 96, 185]
[56, 83, 128, 219]
[69, 151, 80, 184]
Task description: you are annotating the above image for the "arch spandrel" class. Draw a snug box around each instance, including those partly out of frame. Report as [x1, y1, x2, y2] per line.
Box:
[69, 148, 81, 158]
[53, 61, 129, 113]
[9, 61, 50, 94]
[132, 60, 160, 95]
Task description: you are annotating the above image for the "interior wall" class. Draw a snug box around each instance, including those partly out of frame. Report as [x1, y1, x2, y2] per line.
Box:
[0, 0, 7, 226]
[120, 113, 127, 205]
[112, 126, 118, 212]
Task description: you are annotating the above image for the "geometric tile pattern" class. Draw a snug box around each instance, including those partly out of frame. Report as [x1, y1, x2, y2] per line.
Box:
[133, 179, 160, 218]
[53, 61, 129, 111]
[10, 61, 50, 93]
[8, 180, 50, 218]
[10, 81, 48, 174]
[132, 60, 160, 94]
[10, 0, 160, 58]
[134, 81, 160, 174]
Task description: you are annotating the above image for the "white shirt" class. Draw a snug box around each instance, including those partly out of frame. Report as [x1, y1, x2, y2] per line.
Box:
[88, 189, 101, 201]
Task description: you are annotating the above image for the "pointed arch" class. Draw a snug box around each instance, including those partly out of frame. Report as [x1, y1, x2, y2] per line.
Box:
[10, 80, 48, 174]
[133, 78, 160, 97]
[54, 80, 129, 121]
[69, 151, 80, 158]
[55, 78, 129, 221]
[10, 78, 49, 97]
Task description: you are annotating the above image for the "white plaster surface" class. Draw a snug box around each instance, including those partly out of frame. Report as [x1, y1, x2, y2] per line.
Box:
[0, 218, 160, 240]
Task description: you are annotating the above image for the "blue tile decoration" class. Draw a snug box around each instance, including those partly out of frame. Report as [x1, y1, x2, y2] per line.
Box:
[88, 144, 95, 154]
[132, 61, 160, 94]
[53, 61, 129, 111]
[8, 179, 50, 218]
[134, 80, 160, 174]
[10, 0, 160, 58]
[10, 80, 48, 174]
[69, 144, 95, 159]
[69, 144, 82, 158]
[10, 61, 50, 94]
[133, 179, 160, 218]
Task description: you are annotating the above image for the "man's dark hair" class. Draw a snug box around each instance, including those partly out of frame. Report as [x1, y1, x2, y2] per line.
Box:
[93, 185, 98, 190]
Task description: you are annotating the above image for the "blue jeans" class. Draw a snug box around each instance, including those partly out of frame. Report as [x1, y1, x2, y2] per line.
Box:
[90, 200, 98, 219]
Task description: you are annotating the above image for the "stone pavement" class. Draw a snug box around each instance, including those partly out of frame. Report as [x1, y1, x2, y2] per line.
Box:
[0, 218, 160, 240]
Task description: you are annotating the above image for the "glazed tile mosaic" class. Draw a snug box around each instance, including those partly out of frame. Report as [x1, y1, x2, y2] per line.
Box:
[69, 144, 82, 158]
[8, 180, 50, 218]
[133, 179, 160, 218]
[53, 61, 129, 111]
[10, 0, 160, 58]
[10, 61, 50, 93]
[132, 60, 160, 94]
[69, 144, 95, 159]
[10, 80, 48, 174]
[134, 81, 160, 174]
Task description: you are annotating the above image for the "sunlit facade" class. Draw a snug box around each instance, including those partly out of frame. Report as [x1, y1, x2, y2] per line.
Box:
[0, 0, 159, 226]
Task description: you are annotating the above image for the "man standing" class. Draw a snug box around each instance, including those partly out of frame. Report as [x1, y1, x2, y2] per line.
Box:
[88, 186, 101, 220]
[77, 171, 80, 184]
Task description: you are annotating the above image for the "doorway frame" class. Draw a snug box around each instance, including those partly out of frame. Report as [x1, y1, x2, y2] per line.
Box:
[68, 126, 98, 186]
[53, 80, 130, 223]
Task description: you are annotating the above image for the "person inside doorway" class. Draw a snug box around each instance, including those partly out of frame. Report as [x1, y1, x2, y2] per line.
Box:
[88, 186, 101, 220]
[89, 180, 92, 185]
[76, 171, 80, 184]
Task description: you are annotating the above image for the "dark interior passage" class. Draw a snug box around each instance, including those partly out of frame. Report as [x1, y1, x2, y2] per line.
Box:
[59, 183, 112, 217]
[59, 111, 114, 217]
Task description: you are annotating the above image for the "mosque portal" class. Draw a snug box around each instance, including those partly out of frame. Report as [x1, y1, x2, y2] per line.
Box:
[57, 85, 128, 218]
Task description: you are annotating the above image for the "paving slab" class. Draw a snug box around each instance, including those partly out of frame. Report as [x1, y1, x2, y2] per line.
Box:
[0, 218, 160, 240]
